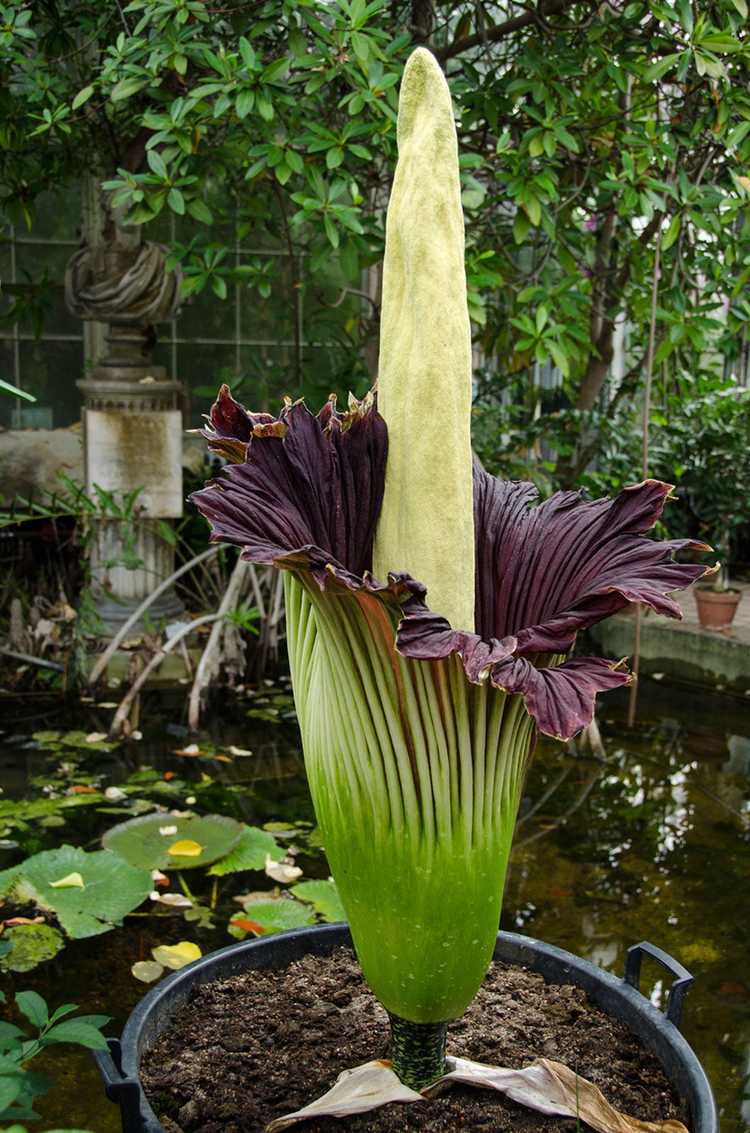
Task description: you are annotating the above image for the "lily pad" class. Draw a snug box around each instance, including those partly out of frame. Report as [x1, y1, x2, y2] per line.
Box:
[291, 879, 346, 923]
[0, 922, 65, 972]
[102, 813, 244, 870]
[229, 896, 315, 938]
[0, 846, 151, 939]
[208, 825, 283, 876]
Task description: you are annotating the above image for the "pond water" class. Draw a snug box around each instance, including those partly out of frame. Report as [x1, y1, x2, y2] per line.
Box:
[1, 675, 748, 1133]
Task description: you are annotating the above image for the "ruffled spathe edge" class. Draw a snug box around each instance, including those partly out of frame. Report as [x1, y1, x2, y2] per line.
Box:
[191, 387, 712, 741]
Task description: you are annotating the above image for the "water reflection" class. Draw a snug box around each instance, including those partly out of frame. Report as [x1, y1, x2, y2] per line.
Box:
[1, 677, 748, 1132]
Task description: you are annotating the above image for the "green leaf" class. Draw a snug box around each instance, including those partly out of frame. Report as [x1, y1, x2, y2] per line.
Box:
[147, 150, 167, 179]
[0, 379, 36, 402]
[186, 198, 214, 224]
[103, 813, 243, 870]
[15, 991, 48, 1030]
[239, 37, 256, 69]
[110, 76, 148, 102]
[208, 825, 283, 875]
[644, 53, 681, 81]
[43, 1021, 108, 1050]
[168, 187, 185, 214]
[661, 213, 681, 252]
[0, 1076, 22, 1114]
[731, 0, 747, 15]
[291, 879, 346, 922]
[72, 85, 94, 110]
[236, 89, 254, 118]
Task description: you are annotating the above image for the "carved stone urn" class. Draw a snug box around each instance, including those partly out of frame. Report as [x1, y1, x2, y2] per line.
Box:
[65, 226, 185, 632]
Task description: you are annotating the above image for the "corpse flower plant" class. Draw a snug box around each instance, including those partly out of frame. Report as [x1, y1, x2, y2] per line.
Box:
[193, 47, 708, 1127]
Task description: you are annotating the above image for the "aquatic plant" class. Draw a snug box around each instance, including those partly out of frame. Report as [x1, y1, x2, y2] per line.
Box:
[0, 986, 107, 1126]
[192, 47, 707, 1110]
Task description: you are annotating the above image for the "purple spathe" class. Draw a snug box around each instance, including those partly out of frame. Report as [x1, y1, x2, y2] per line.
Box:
[192, 385, 710, 741]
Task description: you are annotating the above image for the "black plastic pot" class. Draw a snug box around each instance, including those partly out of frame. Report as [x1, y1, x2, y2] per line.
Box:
[94, 926, 718, 1133]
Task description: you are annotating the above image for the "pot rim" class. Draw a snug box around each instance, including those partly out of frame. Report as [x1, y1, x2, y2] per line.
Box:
[108, 925, 717, 1132]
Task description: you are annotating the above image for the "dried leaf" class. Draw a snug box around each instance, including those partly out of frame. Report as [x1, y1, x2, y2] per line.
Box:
[265, 1060, 423, 1132]
[167, 839, 204, 857]
[151, 941, 202, 970]
[49, 872, 85, 889]
[426, 1057, 689, 1133]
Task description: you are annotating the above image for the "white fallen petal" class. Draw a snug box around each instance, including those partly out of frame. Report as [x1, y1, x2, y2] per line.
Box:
[264, 854, 303, 883]
[150, 892, 193, 908]
[265, 1060, 423, 1132]
[104, 786, 128, 801]
[151, 869, 168, 882]
[228, 745, 253, 757]
[426, 1056, 688, 1133]
[159, 825, 178, 836]
[86, 732, 108, 743]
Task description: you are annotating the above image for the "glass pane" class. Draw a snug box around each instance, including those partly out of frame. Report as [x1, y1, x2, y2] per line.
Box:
[178, 283, 236, 341]
[238, 345, 299, 411]
[176, 342, 242, 427]
[15, 339, 83, 428]
[0, 339, 18, 429]
[27, 189, 80, 243]
[240, 254, 297, 344]
[14, 243, 81, 337]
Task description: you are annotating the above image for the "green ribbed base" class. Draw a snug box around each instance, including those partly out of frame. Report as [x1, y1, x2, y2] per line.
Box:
[388, 1012, 448, 1090]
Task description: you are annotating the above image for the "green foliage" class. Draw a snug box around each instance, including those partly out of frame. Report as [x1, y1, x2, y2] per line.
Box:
[0, 987, 107, 1125]
[2, 0, 747, 466]
[291, 878, 346, 922]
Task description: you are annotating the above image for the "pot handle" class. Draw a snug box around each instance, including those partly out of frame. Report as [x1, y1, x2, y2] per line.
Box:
[92, 1037, 145, 1130]
[624, 941, 693, 1028]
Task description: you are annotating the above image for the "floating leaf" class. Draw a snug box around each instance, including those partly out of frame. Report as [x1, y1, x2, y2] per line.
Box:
[291, 879, 346, 922]
[228, 896, 315, 938]
[0, 846, 151, 939]
[151, 941, 201, 970]
[0, 923, 65, 972]
[168, 840, 203, 858]
[102, 813, 243, 870]
[49, 872, 85, 889]
[132, 960, 164, 983]
[208, 825, 283, 875]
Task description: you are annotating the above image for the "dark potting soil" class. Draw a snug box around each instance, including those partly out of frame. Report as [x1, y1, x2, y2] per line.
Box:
[141, 947, 684, 1133]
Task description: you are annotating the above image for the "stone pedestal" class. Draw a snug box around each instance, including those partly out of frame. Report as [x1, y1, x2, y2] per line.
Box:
[78, 372, 185, 632]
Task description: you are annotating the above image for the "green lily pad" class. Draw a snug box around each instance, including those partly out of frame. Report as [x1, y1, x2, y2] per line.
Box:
[229, 896, 316, 938]
[0, 923, 65, 972]
[208, 825, 283, 876]
[0, 846, 151, 939]
[291, 879, 346, 923]
[102, 813, 244, 870]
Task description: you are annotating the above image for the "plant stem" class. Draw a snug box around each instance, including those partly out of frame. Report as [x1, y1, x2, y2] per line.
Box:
[388, 1013, 448, 1090]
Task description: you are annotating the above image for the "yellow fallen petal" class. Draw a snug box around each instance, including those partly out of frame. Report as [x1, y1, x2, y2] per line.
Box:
[167, 839, 203, 857]
[151, 941, 202, 970]
[49, 872, 85, 889]
[132, 960, 164, 983]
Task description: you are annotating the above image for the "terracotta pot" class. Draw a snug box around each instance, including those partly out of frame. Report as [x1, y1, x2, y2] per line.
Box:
[694, 587, 742, 631]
